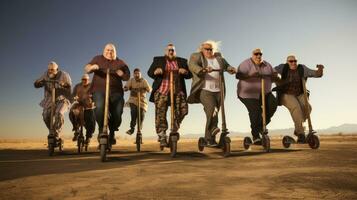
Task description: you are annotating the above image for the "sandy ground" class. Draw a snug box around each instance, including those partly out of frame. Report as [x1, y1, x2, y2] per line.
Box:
[0, 135, 356, 200]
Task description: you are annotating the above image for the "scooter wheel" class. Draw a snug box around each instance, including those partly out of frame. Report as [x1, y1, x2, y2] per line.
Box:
[170, 135, 178, 158]
[136, 136, 142, 152]
[308, 134, 320, 149]
[100, 144, 107, 162]
[243, 137, 252, 150]
[282, 135, 292, 149]
[48, 144, 54, 156]
[58, 139, 63, 152]
[262, 134, 270, 152]
[198, 137, 205, 152]
[77, 136, 84, 154]
[223, 137, 231, 157]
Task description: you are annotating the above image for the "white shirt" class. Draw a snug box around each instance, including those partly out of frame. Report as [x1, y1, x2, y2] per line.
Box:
[203, 58, 220, 92]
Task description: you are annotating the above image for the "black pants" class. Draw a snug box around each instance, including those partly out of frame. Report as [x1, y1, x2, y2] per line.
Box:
[92, 92, 124, 136]
[69, 108, 96, 138]
[239, 93, 277, 139]
[129, 103, 145, 130]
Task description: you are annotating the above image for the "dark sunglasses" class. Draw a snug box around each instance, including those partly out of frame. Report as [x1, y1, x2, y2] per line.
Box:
[168, 49, 175, 52]
[204, 48, 213, 52]
[288, 60, 297, 63]
[254, 52, 262, 56]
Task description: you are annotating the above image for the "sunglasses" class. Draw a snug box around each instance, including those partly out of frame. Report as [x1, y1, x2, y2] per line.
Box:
[288, 60, 297, 63]
[204, 48, 213, 52]
[254, 52, 262, 56]
[168, 49, 175, 52]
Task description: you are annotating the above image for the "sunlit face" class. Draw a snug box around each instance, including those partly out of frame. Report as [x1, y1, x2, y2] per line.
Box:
[134, 70, 141, 80]
[103, 44, 116, 60]
[202, 44, 214, 58]
[47, 63, 58, 78]
[81, 78, 90, 86]
[165, 45, 176, 59]
[287, 56, 298, 70]
[251, 49, 263, 64]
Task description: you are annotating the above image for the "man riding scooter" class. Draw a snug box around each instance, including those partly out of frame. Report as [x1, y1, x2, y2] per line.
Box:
[34, 61, 72, 147]
[69, 73, 96, 146]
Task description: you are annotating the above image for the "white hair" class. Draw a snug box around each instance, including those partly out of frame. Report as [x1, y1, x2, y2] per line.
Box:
[198, 40, 221, 53]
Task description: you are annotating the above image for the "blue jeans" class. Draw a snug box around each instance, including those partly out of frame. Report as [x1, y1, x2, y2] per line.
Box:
[93, 92, 124, 136]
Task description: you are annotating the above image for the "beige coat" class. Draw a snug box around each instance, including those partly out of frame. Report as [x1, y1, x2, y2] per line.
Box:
[124, 78, 152, 111]
[187, 52, 232, 104]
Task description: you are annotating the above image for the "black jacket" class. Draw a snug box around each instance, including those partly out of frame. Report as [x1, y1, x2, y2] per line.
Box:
[147, 56, 192, 103]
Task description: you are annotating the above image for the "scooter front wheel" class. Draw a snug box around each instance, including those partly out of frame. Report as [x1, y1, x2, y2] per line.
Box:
[223, 137, 231, 157]
[170, 135, 178, 158]
[48, 144, 54, 156]
[262, 134, 270, 152]
[100, 144, 107, 162]
[136, 134, 142, 152]
[308, 134, 320, 149]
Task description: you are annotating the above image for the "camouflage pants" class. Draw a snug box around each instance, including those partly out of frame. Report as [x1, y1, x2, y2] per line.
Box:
[42, 100, 70, 137]
[154, 91, 188, 134]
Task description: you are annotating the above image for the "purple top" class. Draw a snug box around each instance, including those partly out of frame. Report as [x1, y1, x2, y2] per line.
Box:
[237, 58, 275, 99]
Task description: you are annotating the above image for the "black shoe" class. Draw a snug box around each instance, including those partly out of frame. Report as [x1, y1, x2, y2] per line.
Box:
[253, 137, 262, 145]
[109, 131, 116, 145]
[160, 136, 167, 147]
[72, 131, 79, 141]
[126, 128, 134, 135]
[85, 137, 91, 145]
[297, 134, 306, 143]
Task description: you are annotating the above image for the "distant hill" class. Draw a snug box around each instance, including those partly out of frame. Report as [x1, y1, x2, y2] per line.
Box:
[178, 123, 357, 139]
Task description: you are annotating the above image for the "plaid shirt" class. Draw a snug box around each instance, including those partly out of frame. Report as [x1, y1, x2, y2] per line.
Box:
[158, 59, 179, 95]
[285, 69, 303, 96]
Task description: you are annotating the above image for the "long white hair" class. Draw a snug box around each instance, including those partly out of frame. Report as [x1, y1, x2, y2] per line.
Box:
[198, 40, 221, 54]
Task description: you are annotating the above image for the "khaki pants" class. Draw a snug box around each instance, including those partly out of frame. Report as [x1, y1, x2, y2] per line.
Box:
[281, 94, 311, 135]
[43, 99, 70, 136]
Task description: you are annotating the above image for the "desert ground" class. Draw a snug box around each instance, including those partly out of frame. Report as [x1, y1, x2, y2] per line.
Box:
[0, 135, 356, 200]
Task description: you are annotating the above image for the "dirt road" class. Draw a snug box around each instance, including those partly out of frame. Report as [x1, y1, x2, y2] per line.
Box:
[0, 136, 356, 200]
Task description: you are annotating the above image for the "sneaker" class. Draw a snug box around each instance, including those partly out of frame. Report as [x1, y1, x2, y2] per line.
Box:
[126, 128, 135, 135]
[253, 137, 262, 145]
[85, 137, 91, 145]
[297, 134, 306, 144]
[109, 131, 116, 145]
[158, 131, 167, 147]
[211, 127, 220, 137]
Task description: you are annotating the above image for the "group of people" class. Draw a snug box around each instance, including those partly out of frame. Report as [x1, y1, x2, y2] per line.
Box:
[34, 41, 324, 148]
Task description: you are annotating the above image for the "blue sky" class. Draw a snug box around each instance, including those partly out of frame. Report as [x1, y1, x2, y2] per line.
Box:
[0, 0, 356, 139]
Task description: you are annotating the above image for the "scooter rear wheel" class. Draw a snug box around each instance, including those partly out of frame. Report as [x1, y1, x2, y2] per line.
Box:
[243, 137, 252, 150]
[198, 137, 205, 152]
[282, 135, 292, 149]
[308, 134, 320, 149]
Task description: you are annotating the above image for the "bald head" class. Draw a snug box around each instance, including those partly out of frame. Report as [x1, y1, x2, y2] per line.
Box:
[103, 43, 117, 60]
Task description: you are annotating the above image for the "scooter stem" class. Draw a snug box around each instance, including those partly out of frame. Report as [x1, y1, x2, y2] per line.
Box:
[103, 68, 110, 133]
[261, 78, 267, 132]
